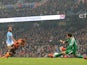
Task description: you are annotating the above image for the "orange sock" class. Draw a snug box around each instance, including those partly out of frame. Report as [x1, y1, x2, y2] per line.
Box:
[3, 52, 10, 58]
[48, 54, 53, 58]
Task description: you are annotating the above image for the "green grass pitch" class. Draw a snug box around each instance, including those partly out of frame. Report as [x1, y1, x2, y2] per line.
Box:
[0, 58, 87, 65]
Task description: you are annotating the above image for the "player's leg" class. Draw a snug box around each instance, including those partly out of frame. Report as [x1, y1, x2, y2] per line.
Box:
[3, 52, 11, 58]
[74, 54, 83, 58]
[66, 49, 87, 59]
[10, 48, 16, 57]
[48, 53, 62, 58]
[3, 49, 16, 58]
[3, 45, 16, 58]
[48, 51, 66, 58]
[51, 49, 72, 58]
[73, 51, 86, 59]
[6, 41, 14, 49]
[72, 49, 83, 58]
[53, 48, 72, 58]
[54, 52, 63, 57]
[48, 47, 67, 58]
[73, 52, 87, 59]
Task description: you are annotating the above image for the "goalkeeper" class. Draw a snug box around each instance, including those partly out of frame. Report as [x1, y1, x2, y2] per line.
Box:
[48, 33, 87, 59]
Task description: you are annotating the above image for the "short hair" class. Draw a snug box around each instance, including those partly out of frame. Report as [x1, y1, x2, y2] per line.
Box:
[8, 26, 12, 31]
[67, 33, 72, 37]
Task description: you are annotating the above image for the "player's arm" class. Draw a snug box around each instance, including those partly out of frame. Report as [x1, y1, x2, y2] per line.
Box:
[11, 36, 16, 42]
[10, 32, 16, 42]
[60, 39, 68, 44]
[60, 40, 65, 44]
[59, 39, 69, 51]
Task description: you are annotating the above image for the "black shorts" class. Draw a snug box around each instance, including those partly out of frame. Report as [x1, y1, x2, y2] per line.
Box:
[9, 45, 17, 56]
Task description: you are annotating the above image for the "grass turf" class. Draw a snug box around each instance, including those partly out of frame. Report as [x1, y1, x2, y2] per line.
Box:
[0, 58, 87, 65]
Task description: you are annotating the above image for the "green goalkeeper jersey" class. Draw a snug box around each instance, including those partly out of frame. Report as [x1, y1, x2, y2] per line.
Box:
[54, 36, 83, 58]
[66, 37, 77, 53]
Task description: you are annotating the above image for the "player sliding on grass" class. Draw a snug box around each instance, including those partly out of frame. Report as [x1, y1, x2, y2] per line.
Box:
[48, 33, 87, 59]
[3, 39, 26, 58]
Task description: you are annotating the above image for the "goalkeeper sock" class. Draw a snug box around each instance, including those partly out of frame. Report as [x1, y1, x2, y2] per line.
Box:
[54, 53, 62, 57]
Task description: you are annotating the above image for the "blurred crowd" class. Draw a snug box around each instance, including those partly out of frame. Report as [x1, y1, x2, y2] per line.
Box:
[0, 0, 87, 17]
[0, 18, 87, 57]
[0, 0, 87, 57]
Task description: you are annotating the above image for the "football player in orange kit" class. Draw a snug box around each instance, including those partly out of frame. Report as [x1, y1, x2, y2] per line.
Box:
[3, 39, 26, 58]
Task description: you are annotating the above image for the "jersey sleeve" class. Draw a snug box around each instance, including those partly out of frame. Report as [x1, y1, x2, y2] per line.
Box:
[8, 32, 13, 37]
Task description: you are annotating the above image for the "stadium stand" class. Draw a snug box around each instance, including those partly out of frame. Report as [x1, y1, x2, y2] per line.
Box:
[0, 0, 87, 57]
[0, 0, 86, 17]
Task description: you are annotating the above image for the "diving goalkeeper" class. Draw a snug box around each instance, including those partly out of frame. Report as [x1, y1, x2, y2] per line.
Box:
[48, 33, 87, 59]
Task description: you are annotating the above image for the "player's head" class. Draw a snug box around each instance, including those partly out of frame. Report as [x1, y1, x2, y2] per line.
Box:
[8, 26, 12, 32]
[17, 39, 26, 46]
[66, 33, 72, 38]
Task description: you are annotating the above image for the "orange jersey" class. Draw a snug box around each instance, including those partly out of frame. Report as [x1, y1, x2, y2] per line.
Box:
[13, 42, 19, 49]
[13, 39, 25, 48]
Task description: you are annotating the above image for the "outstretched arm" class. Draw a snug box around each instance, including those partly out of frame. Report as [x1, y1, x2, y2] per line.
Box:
[60, 39, 67, 44]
